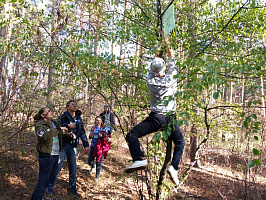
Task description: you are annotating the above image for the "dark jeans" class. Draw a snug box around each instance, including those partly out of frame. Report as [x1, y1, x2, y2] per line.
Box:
[88, 146, 103, 178]
[48, 143, 77, 191]
[31, 155, 59, 200]
[126, 112, 185, 170]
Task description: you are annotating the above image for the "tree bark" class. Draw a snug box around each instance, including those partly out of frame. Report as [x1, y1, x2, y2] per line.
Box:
[260, 76, 265, 118]
[48, 0, 57, 101]
[190, 124, 200, 167]
[156, 140, 172, 200]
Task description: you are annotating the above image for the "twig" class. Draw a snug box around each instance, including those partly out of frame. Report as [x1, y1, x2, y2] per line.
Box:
[194, 0, 249, 59]
[212, 173, 228, 200]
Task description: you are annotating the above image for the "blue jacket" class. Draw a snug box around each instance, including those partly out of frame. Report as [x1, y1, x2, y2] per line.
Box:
[58, 111, 89, 148]
[89, 126, 108, 147]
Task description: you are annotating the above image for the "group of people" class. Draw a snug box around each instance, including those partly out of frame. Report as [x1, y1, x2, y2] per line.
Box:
[31, 103, 115, 200]
[31, 36, 185, 199]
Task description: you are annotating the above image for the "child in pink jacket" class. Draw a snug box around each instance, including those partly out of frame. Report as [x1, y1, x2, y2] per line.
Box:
[88, 116, 111, 182]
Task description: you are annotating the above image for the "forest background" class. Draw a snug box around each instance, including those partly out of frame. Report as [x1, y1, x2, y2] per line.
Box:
[0, 0, 265, 199]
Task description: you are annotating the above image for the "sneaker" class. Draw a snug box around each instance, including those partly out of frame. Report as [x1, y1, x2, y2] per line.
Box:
[95, 177, 99, 183]
[68, 188, 79, 198]
[124, 160, 147, 173]
[167, 165, 179, 185]
[89, 167, 95, 175]
[46, 188, 53, 195]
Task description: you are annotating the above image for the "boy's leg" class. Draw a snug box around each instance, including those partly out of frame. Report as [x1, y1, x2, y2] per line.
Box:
[88, 146, 95, 174]
[125, 112, 164, 172]
[95, 155, 103, 179]
[169, 122, 185, 170]
[167, 116, 185, 185]
[67, 146, 77, 191]
[88, 146, 95, 167]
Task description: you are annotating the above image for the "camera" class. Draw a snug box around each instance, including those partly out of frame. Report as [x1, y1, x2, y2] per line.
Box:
[75, 110, 82, 117]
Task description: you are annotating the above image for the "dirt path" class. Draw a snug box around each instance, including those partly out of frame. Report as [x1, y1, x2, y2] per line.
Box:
[0, 133, 265, 200]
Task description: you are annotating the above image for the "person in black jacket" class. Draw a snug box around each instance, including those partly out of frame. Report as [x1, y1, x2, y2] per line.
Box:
[47, 100, 90, 198]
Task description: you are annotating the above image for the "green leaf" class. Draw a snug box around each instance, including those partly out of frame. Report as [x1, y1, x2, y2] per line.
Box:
[163, 100, 169, 107]
[254, 159, 261, 165]
[250, 114, 257, 120]
[253, 148, 260, 155]
[172, 118, 177, 125]
[213, 92, 219, 99]
[183, 112, 189, 119]
[162, 131, 168, 141]
[154, 132, 161, 143]
[177, 120, 183, 126]
[247, 160, 255, 168]
[244, 121, 248, 129]
[167, 129, 171, 136]
[205, 66, 212, 72]
[254, 136, 259, 141]
[31, 71, 39, 77]
[245, 132, 250, 137]
[246, 116, 251, 122]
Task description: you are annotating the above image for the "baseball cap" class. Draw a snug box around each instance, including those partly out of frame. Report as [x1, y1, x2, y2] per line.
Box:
[150, 57, 166, 76]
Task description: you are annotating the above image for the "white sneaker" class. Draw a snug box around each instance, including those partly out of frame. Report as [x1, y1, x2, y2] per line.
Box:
[167, 165, 179, 185]
[89, 167, 95, 175]
[124, 160, 147, 173]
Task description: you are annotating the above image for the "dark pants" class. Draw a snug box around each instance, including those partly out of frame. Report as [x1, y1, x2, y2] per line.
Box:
[126, 112, 185, 170]
[48, 143, 77, 191]
[88, 145, 103, 178]
[31, 155, 59, 200]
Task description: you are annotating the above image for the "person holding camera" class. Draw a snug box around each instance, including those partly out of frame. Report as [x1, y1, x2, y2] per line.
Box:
[31, 107, 68, 200]
[46, 100, 90, 198]
[88, 116, 110, 182]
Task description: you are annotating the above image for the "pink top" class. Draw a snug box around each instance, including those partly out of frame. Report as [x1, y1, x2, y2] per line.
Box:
[93, 131, 111, 162]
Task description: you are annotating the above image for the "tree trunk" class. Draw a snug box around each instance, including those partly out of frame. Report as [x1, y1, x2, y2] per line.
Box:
[48, 0, 57, 102]
[94, 0, 102, 54]
[156, 140, 172, 200]
[190, 124, 200, 167]
[187, 0, 200, 168]
[241, 76, 246, 142]
[260, 76, 265, 118]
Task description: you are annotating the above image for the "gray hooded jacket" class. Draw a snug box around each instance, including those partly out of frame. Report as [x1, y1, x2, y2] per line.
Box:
[147, 58, 177, 114]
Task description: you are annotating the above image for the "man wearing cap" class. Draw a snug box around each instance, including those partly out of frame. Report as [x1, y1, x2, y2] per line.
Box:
[100, 105, 116, 134]
[124, 41, 185, 186]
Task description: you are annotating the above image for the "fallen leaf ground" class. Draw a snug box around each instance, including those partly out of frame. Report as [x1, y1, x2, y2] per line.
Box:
[0, 132, 265, 200]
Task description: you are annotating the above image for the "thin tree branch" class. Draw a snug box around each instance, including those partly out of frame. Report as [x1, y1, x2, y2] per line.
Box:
[162, 0, 175, 16]
[131, 0, 153, 24]
[207, 105, 266, 111]
[194, 0, 249, 59]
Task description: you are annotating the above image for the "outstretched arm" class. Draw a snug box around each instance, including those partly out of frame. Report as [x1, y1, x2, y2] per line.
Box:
[160, 30, 173, 58]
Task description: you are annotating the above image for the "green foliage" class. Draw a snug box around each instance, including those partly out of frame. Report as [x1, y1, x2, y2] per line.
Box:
[1, 0, 265, 198]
